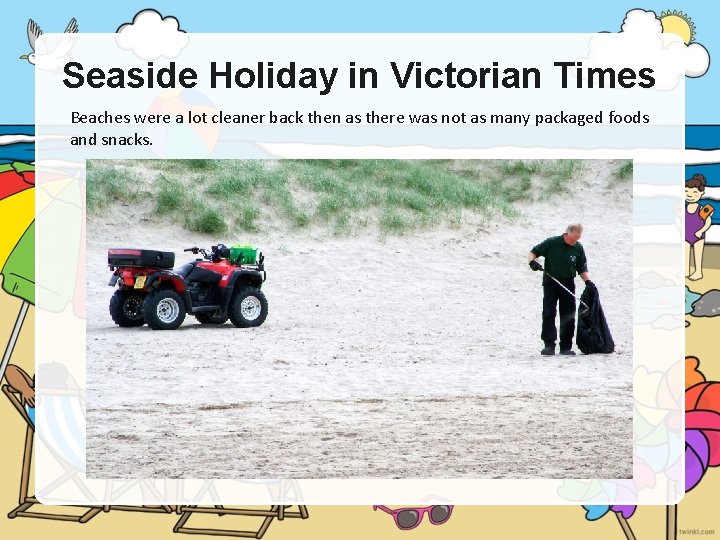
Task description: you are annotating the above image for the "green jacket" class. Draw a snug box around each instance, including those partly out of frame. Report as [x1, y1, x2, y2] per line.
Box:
[531, 235, 588, 282]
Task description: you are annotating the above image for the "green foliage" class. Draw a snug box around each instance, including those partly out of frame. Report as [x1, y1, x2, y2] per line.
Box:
[85, 158, 593, 236]
[613, 161, 633, 181]
[156, 175, 187, 212]
[186, 205, 228, 234]
[86, 161, 144, 212]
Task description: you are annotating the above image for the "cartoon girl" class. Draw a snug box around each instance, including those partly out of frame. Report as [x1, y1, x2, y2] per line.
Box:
[685, 173, 714, 281]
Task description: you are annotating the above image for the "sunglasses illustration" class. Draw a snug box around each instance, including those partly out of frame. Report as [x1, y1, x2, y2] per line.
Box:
[373, 504, 454, 530]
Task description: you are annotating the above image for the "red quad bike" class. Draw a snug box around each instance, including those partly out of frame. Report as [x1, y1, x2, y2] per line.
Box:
[107, 244, 268, 330]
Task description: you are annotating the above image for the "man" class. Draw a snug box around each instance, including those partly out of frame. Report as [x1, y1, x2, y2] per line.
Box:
[528, 223, 592, 356]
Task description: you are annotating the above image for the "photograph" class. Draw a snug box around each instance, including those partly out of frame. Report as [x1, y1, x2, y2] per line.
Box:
[85, 158, 633, 479]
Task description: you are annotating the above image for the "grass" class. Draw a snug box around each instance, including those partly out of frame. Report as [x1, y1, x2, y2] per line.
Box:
[156, 175, 187, 212]
[86, 161, 144, 212]
[185, 205, 228, 234]
[449, 159, 582, 202]
[233, 202, 261, 232]
[86, 159, 591, 236]
[281, 159, 518, 234]
[496, 159, 580, 199]
[613, 161, 633, 182]
[544, 160, 581, 197]
[380, 210, 414, 234]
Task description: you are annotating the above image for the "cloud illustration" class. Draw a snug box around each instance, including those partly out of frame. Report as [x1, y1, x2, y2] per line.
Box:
[651, 314, 684, 330]
[582, 9, 709, 91]
[116, 9, 188, 60]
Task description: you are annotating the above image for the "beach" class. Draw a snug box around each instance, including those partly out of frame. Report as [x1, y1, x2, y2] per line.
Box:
[85, 159, 633, 479]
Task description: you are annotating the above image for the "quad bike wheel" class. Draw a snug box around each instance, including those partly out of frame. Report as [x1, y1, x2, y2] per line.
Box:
[109, 289, 146, 327]
[142, 289, 187, 330]
[228, 287, 268, 328]
[196, 310, 229, 325]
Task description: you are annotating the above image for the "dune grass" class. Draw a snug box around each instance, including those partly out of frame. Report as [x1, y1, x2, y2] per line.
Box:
[442, 159, 582, 202]
[86, 161, 145, 211]
[493, 159, 580, 199]
[186, 205, 228, 234]
[86, 159, 588, 236]
[279, 159, 523, 234]
[612, 160, 633, 182]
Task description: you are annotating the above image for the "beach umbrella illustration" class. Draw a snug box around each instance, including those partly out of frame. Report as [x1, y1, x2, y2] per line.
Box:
[1, 165, 83, 384]
[0, 162, 34, 200]
[582, 357, 720, 540]
[0, 188, 34, 382]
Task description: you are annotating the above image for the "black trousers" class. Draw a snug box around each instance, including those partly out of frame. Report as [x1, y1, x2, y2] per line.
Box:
[541, 278, 576, 350]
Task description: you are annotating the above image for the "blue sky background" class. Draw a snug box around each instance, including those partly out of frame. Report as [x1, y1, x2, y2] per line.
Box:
[1, 1, 718, 124]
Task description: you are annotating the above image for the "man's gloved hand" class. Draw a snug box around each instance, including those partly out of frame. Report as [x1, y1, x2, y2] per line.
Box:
[584, 280, 595, 288]
[529, 260, 543, 271]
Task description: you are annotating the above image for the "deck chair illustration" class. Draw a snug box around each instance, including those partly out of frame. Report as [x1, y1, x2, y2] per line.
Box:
[102, 479, 173, 514]
[3, 384, 103, 523]
[40, 367, 172, 513]
[173, 479, 309, 538]
[4, 362, 175, 519]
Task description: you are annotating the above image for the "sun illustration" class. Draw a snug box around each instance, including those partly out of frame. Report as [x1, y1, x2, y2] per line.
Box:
[660, 10, 696, 44]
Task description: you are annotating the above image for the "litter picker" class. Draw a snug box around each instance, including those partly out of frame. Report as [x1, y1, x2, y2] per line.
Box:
[533, 260, 589, 313]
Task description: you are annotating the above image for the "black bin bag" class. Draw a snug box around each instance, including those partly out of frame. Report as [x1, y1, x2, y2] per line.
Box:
[576, 281, 615, 354]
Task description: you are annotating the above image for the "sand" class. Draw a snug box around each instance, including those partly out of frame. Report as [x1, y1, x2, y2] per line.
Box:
[85, 160, 632, 479]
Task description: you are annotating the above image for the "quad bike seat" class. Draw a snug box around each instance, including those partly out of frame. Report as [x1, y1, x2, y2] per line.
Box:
[174, 262, 197, 278]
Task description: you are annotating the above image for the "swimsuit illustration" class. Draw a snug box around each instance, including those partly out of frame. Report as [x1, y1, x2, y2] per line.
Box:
[684, 174, 713, 281]
[685, 204, 707, 244]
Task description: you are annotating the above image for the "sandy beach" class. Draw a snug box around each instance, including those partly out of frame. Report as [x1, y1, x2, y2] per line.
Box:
[85, 160, 632, 479]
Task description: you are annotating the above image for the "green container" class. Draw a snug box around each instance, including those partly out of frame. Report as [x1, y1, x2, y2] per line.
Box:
[230, 244, 258, 265]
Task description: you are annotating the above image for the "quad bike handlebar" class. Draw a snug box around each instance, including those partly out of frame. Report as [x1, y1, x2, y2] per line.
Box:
[184, 246, 210, 258]
[184, 245, 231, 262]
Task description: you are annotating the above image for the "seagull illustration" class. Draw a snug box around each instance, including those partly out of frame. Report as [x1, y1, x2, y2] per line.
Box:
[21, 18, 78, 70]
